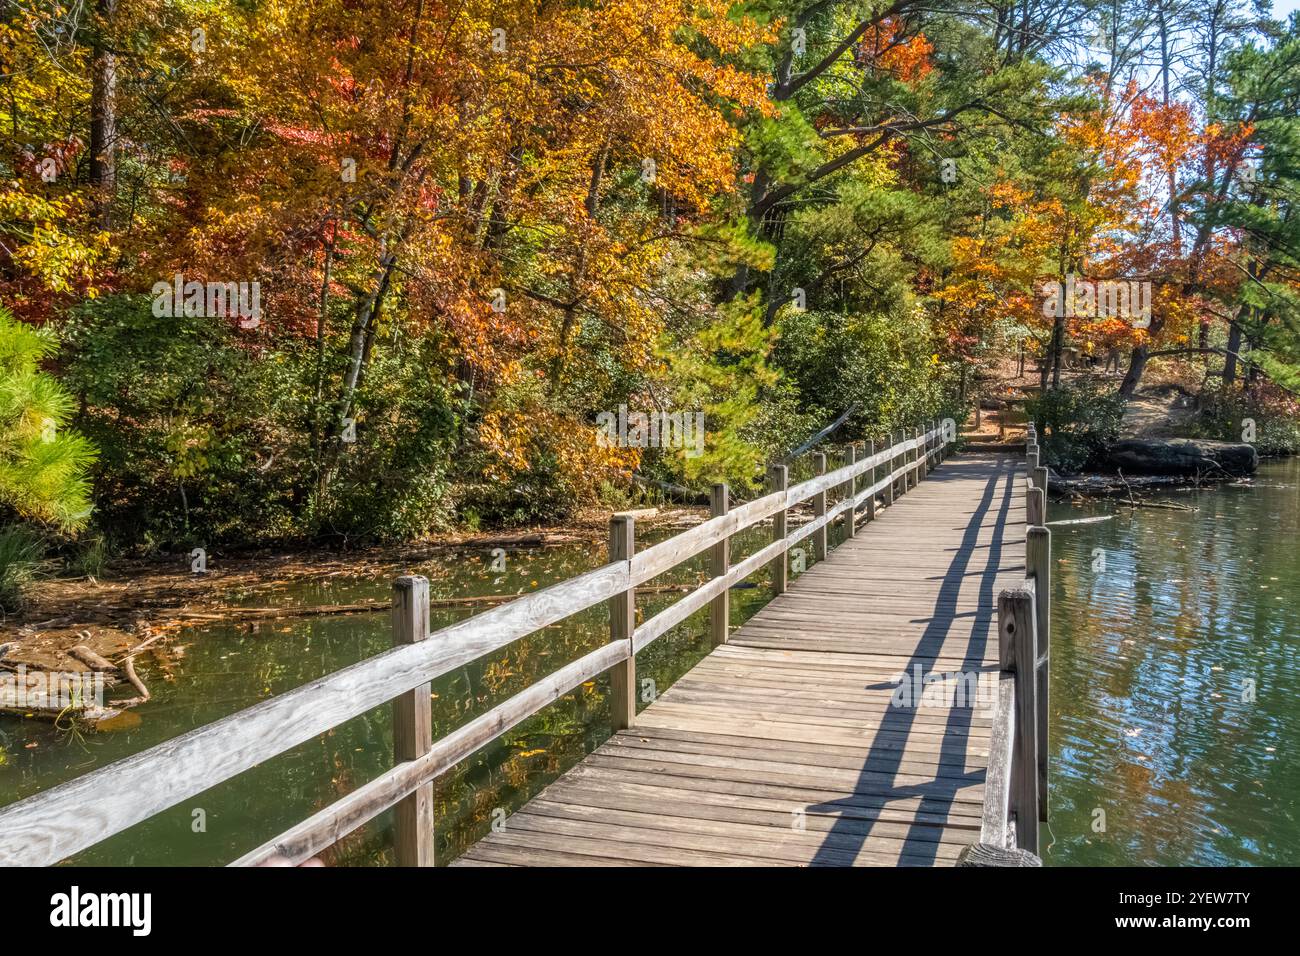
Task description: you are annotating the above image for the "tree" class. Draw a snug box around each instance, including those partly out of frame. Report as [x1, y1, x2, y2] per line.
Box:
[0, 306, 98, 530]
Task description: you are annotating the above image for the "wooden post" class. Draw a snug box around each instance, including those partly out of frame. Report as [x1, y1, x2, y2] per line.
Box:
[882, 434, 895, 507]
[864, 441, 876, 522]
[903, 429, 911, 491]
[892, 430, 904, 497]
[1026, 447, 1039, 473]
[915, 426, 925, 482]
[392, 575, 435, 867]
[1026, 525, 1051, 823]
[998, 585, 1040, 853]
[908, 428, 919, 489]
[768, 464, 788, 594]
[844, 443, 858, 537]
[608, 515, 636, 729]
[813, 452, 828, 561]
[709, 484, 729, 647]
[1033, 464, 1049, 495]
[1027, 485, 1045, 527]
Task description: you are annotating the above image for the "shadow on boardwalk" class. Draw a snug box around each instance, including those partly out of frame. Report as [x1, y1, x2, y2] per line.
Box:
[807, 457, 1018, 865]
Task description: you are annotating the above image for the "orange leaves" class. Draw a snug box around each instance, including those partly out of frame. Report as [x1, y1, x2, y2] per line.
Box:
[857, 17, 933, 84]
[1203, 120, 1256, 175]
[1069, 316, 1146, 352]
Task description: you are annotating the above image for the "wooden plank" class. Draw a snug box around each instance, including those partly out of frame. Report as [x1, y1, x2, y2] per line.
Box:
[561, 760, 984, 821]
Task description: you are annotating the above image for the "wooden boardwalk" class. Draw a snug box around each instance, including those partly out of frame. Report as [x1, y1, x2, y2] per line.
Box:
[455, 453, 1027, 867]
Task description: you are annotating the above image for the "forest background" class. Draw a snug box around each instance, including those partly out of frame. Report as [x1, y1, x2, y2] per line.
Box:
[3, 0, 1299, 607]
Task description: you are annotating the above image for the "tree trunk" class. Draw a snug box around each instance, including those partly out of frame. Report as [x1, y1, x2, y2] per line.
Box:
[1222, 315, 1243, 386]
[1118, 344, 1148, 399]
[1050, 311, 1064, 388]
[89, 0, 117, 226]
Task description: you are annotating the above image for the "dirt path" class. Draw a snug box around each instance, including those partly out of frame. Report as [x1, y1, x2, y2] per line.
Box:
[1120, 385, 1198, 439]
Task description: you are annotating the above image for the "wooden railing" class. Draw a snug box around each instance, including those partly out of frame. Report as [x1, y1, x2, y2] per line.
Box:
[972, 423, 1050, 864]
[0, 422, 955, 867]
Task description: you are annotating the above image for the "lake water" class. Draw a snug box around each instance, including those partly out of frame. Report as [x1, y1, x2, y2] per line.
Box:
[1044, 457, 1300, 865]
[3, 457, 1297, 866]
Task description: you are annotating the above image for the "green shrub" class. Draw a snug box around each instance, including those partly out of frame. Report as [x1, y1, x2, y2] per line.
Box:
[1025, 379, 1124, 473]
[0, 306, 98, 530]
[62, 295, 459, 548]
[1190, 387, 1300, 457]
[0, 525, 43, 614]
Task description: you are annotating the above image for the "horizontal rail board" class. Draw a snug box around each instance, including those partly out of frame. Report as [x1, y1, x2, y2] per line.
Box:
[785, 495, 856, 549]
[632, 537, 788, 653]
[630, 491, 787, 584]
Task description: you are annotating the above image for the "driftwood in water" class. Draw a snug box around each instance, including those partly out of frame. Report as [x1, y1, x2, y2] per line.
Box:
[69, 644, 117, 671]
[1054, 473, 1212, 496]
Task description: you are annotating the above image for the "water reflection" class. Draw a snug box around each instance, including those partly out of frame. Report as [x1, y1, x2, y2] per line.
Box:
[1046, 458, 1300, 865]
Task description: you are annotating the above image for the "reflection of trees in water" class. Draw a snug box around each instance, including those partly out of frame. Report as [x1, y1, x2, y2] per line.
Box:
[1047, 461, 1300, 865]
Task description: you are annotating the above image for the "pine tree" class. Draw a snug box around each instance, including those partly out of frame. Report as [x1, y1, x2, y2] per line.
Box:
[0, 306, 98, 530]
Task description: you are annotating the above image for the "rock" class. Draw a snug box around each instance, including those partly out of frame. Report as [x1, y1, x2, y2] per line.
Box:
[1106, 438, 1258, 476]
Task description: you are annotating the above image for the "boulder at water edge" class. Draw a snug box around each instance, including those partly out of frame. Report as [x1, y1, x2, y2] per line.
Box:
[1106, 438, 1258, 477]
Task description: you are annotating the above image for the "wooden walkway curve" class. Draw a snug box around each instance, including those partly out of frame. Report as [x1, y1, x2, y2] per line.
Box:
[454, 453, 1026, 867]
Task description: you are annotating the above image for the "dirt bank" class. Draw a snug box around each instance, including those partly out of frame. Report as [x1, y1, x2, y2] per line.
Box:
[0, 507, 704, 676]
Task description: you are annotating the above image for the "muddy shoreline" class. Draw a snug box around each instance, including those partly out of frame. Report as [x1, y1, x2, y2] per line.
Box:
[0, 507, 705, 682]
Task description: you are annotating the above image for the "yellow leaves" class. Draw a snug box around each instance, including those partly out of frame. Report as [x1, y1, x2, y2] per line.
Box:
[478, 403, 640, 499]
[0, 186, 115, 296]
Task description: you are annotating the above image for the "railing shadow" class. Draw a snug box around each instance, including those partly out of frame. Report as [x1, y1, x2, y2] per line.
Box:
[805, 456, 1019, 865]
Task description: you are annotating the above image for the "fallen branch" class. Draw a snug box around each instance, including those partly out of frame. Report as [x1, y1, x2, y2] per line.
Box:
[115, 655, 151, 706]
